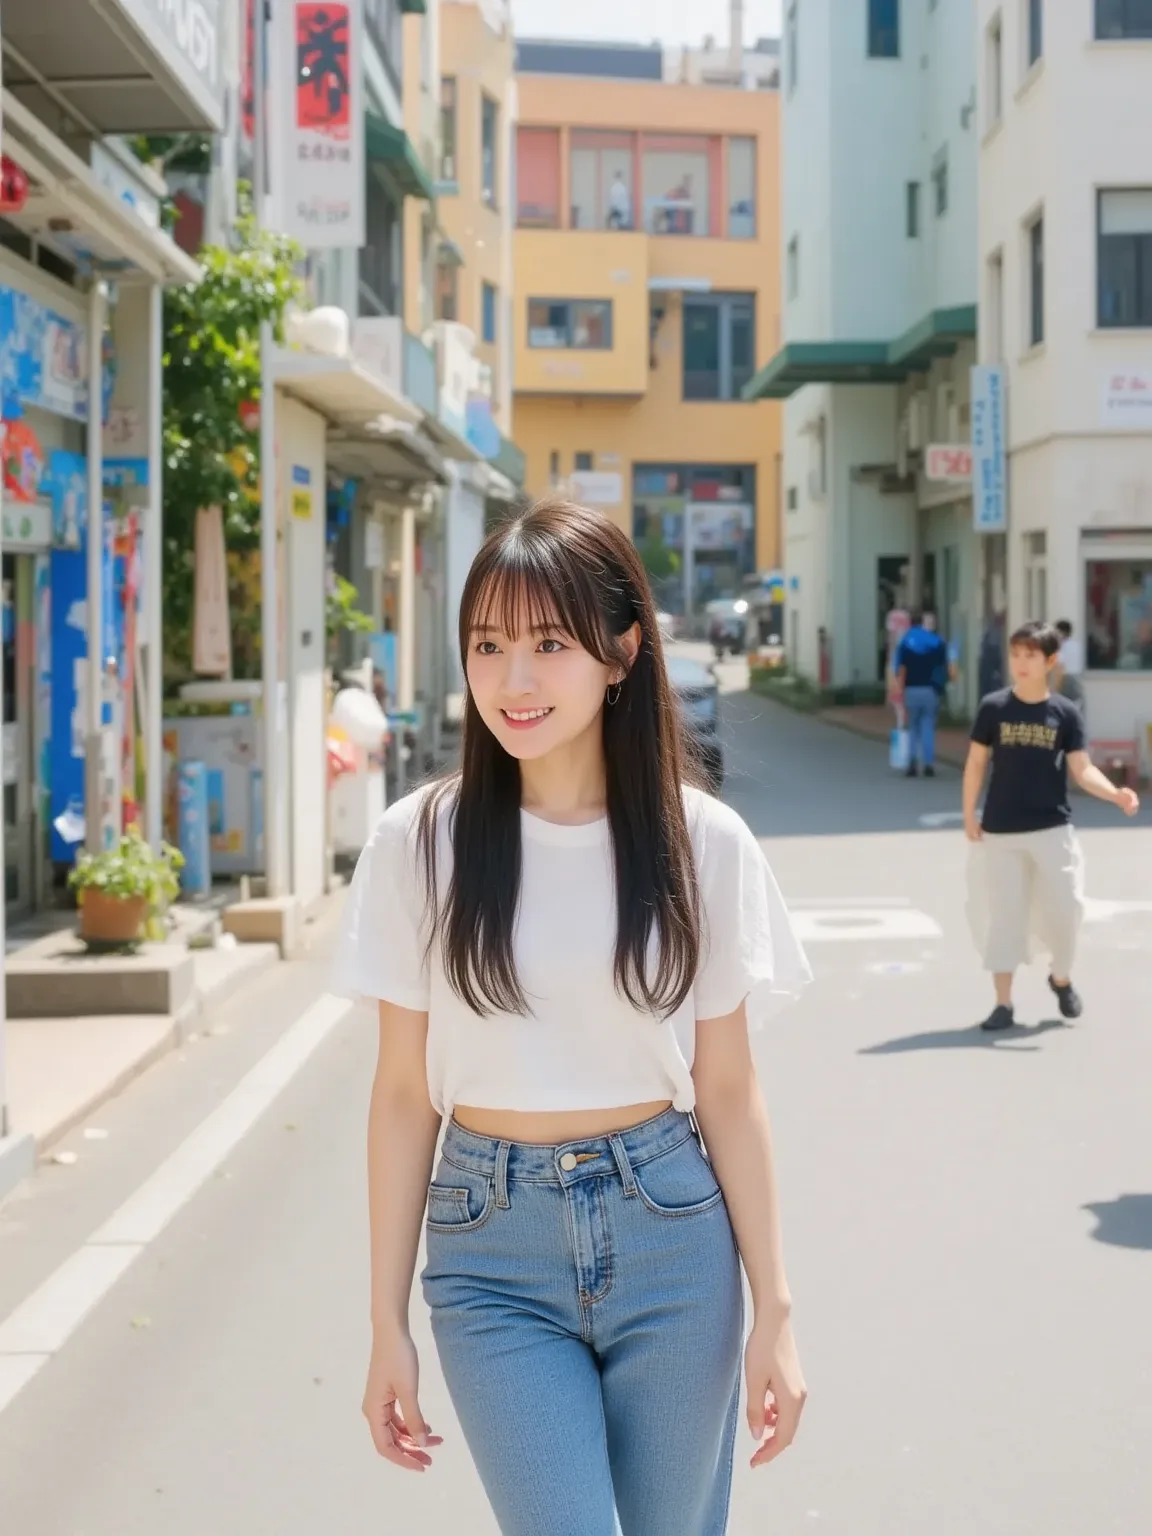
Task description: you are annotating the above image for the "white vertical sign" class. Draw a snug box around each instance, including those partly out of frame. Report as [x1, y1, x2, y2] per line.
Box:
[272, 0, 365, 248]
[970, 364, 1007, 534]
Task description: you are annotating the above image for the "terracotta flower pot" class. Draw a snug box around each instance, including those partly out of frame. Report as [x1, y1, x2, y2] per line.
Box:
[79, 891, 148, 947]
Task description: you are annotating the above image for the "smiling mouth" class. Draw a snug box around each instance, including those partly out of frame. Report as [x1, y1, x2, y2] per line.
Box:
[500, 707, 554, 728]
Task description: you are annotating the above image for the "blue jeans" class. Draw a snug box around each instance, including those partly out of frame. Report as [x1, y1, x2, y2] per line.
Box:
[904, 685, 940, 768]
[421, 1108, 745, 1535]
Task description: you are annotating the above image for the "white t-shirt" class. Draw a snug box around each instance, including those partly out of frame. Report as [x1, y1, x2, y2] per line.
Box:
[1059, 637, 1084, 677]
[332, 784, 811, 1116]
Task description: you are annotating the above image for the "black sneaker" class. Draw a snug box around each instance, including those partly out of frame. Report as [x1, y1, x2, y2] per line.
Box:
[924, 765, 936, 778]
[905, 764, 919, 778]
[1049, 977, 1083, 1019]
[980, 1004, 1016, 1031]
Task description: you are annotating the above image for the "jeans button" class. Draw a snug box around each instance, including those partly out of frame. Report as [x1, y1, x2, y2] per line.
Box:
[559, 1152, 578, 1172]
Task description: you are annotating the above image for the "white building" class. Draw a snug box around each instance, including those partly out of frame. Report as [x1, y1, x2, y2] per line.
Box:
[747, 0, 986, 711]
[978, 0, 1152, 757]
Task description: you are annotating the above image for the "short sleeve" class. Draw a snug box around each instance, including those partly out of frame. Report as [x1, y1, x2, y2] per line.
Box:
[692, 799, 812, 1030]
[1062, 700, 1086, 755]
[971, 697, 998, 747]
[330, 804, 431, 1011]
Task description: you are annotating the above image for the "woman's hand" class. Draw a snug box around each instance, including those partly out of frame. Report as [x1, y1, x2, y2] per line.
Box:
[745, 1312, 807, 1468]
[362, 1328, 443, 1472]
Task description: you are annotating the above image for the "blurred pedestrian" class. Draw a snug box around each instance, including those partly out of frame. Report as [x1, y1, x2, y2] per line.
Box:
[335, 500, 812, 1534]
[962, 620, 1139, 1032]
[893, 610, 953, 778]
[1053, 619, 1086, 725]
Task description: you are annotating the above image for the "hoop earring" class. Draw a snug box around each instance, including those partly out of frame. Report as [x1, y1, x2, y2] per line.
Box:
[606, 681, 622, 706]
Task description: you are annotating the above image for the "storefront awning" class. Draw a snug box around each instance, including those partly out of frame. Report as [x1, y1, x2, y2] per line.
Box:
[327, 423, 448, 487]
[743, 305, 979, 402]
[0, 93, 200, 284]
[365, 115, 435, 202]
[270, 347, 422, 429]
[399, 0, 427, 11]
[421, 411, 485, 464]
[1, 0, 226, 134]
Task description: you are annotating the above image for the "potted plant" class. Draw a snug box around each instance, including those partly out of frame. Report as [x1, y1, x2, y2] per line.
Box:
[68, 830, 185, 949]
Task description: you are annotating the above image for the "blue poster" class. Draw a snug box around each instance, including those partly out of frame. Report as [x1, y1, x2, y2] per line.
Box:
[43, 450, 88, 550]
[48, 550, 88, 863]
[970, 364, 1007, 534]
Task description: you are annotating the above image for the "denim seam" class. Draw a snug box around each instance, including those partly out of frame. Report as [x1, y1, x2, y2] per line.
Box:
[580, 1179, 614, 1308]
[424, 1180, 496, 1234]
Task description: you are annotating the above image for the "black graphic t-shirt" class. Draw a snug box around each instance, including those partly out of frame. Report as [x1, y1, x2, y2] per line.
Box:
[971, 689, 1086, 835]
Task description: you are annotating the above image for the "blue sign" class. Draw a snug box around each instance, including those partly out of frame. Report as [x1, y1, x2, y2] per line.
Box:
[48, 550, 88, 863]
[0, 284, 90, 421]
[43, 450, 88, 550]
[970, 364, 1007, 534]
[176, 760, 212, 897]
[465, 397, 501, 460]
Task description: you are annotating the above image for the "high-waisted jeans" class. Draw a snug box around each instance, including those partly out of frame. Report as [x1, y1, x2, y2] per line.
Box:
[420, 1107, 745, 1536]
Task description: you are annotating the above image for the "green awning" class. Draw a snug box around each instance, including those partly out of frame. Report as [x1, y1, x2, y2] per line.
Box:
[492, 434, 526, 488]
[743, 304, 979, 401]
[365, 114, 434, 201]
[400, 0, 427, 13]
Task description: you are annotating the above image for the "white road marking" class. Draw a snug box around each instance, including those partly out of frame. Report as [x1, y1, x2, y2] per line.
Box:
[1082, 897, 1152, 923]
[791, 907, 943, 943]
[0, 992, 353, 1418]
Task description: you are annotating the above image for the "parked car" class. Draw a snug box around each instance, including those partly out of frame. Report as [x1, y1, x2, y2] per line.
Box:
[667, 654, 724, 793]
[705, 598, 749, 659]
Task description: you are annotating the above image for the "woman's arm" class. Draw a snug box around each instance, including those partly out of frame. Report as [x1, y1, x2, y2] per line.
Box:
[693, 1007, 806, 1468]
[962, 741, 990, 840]
[1068, 751, 1140, 815]
[363, 1001, 444, 1471]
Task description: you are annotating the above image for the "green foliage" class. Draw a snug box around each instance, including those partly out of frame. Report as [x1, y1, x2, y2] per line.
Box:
[638, 528, 681, 583]
[162, 204, 303, 682]
[68, 830, 185, 910]
[128, 134, 213, 176]
[326, 575, 373, 662]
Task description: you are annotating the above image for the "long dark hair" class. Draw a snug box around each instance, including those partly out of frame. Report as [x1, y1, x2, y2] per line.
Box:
[417, 498, 702, 1019]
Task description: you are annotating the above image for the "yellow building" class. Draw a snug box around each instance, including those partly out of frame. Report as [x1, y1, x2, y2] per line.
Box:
[512, 65, 782, 617]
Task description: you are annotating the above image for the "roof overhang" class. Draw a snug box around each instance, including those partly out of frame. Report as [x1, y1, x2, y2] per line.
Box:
[1, 0, 226, 134]
[366, 114, 435, 202]
[270, 348, 422, 429]
[743, 305, 979, 402]
[326, 423, 449, 487]
[0, 92, 200, 284]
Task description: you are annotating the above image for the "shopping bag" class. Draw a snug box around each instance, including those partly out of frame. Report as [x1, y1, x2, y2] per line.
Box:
[889, 727, 910, 772]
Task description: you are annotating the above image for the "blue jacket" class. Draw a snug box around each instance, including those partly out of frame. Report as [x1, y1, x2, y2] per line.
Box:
[896, 628, 949, 692]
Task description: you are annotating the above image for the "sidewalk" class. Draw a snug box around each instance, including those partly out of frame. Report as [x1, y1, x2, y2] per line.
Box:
[819, 704, 971, 767]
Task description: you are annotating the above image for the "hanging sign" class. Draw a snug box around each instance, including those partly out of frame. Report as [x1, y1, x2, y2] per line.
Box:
[272, 0, 365, 248]
[970, 364, 1007, 534]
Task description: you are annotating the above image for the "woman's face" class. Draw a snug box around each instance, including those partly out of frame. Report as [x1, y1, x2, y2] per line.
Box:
[466, 602, 639, 763]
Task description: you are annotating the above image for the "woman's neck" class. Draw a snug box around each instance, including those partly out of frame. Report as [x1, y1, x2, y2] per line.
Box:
[518, 724, 607, 824]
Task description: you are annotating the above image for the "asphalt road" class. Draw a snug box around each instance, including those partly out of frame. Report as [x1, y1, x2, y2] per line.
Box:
[2, 669, 1150, 1535]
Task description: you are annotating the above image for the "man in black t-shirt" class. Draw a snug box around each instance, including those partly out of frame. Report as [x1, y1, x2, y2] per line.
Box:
[962, 620, 1140, 1031]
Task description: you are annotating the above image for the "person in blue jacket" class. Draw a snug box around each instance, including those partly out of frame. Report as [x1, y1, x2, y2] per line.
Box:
[894, 611, 953, 778]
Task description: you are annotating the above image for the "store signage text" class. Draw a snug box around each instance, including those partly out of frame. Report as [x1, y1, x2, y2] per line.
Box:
[970, 364, 1007, 534]
[924, 443, 972, 482]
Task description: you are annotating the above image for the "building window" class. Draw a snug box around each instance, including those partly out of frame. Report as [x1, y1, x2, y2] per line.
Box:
[1085, 558, 1152, 669]
[727, 137, 756, 239]
[481, 282, 497, 343]
[516, 126, 561, 228]
[435, 261, 458, 322]
[906, 181, 921, 238]
[786, 3, 798, 93]
[867, 0, 900, 57]
[1023, 531, 1048, 623]
[682, 293, 756, 401]
[986, 13, 1003, 127]
[527, 299, 613, 349]
[360, 175, 402, 317]
[642, 137, 713, 236]
[986, 248, 1005, 361]
[439, 77, 457, 183]
[481, 94, 498, 207]
[570, 131, 636, 231]
[786, 237, 800, 299]
[549, 450, 560, 485]
[365, 0, 403, 88]
[574, 452, 594, 472]
[1026, 0, 1043, 65]
[1095, 0, 1152, 40]
[787, 486, 798, 511]
[932, 147, 949, 217]
[1027, 214, 1045, 346]
[1098, 188, 1152, 327]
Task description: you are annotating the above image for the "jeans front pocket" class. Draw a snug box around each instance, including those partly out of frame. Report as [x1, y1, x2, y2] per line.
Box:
[425, 1164, 495, 1233]
[632, 1136, 725, 1218]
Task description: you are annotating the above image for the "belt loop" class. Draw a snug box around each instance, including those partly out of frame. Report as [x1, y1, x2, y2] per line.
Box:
[494, 1140, 511, 1209]
[608, 1133, 637, 1197]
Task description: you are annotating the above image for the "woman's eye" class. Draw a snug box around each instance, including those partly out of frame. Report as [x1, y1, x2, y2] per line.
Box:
[475, 640, 499, 655]
[538, 638, 565, 654]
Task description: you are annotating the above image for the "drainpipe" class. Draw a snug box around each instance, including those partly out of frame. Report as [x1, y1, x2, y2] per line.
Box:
[85, 280, 107, 854]
[145, 283, 164, 847]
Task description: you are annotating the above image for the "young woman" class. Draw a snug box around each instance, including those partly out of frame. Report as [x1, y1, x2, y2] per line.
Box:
[335, 500, 812, 1535]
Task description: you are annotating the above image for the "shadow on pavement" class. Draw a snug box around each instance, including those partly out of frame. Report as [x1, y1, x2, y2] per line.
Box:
[1082, 1194, 1152, 1251]
[859, 1019, 1067, 1055]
